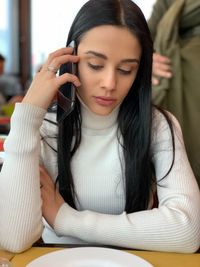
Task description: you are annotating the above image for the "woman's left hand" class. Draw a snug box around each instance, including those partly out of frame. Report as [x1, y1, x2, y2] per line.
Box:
[40, 166, 64, 228]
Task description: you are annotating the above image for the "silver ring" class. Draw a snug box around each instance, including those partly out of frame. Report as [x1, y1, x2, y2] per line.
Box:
[47, 65, 58, 74]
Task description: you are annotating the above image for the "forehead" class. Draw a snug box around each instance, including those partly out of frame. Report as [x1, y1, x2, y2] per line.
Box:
[78, 25, 142, 59]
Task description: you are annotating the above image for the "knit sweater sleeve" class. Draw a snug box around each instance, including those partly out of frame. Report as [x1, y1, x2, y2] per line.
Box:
[53, 112, 200, 253]
[0, 103, 46, 252]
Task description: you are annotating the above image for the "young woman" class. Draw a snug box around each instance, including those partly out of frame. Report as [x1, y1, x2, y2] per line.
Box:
[0, 0, 199, 253]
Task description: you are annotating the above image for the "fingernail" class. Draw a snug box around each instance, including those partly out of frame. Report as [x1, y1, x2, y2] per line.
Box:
[74, 80, 81, 87]
[167, 73, 172, 78]
[152, 79, 159, 85]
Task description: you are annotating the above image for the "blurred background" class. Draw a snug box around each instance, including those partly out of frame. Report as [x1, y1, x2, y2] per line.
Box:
[1, 0, 200, 187]
[0, 0, 156, 91]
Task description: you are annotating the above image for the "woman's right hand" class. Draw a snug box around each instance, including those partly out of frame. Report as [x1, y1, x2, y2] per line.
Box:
[22, 47, 81, 110]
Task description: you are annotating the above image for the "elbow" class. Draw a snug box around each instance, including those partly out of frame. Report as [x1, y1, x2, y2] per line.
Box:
[156, 205, 200, 253]
[1, 234, 42, 253]
[165, 194, 200, 253]
[182, 229, 200, 253]
[2, 241, 33, 254]
[173, 217, 200, 253]
[176, 237, 200, 254]
[0, 225, 43, 253]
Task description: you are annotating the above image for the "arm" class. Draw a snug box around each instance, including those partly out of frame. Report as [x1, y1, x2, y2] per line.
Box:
[49, 112, 200, 253]
[0, 47, 81, 252]
[0, 104, 46, 252]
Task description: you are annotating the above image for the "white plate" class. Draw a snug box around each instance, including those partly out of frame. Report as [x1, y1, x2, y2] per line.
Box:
[26, 247, 153, 267]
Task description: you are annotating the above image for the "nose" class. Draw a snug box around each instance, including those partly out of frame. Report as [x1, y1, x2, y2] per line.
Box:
[100, 69, 117, 92]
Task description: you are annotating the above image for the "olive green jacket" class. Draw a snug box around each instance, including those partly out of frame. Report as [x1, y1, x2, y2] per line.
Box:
[148, 0, 200, 186]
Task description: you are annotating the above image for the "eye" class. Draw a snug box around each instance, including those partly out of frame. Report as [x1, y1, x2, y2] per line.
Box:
[88, 63, 103, 70]
[118, 68, 132, 75]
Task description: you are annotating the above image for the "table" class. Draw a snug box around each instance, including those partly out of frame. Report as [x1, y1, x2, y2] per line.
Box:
[0, 246, 200, 267]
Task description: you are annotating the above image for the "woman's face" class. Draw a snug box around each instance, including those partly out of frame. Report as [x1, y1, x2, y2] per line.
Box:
[77, 25, 142, 115]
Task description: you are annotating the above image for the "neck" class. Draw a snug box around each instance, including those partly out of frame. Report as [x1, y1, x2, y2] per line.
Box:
[76, 94, 119, 131]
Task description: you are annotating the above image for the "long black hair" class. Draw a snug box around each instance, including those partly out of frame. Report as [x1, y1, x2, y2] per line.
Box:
[54, 0, 174, 213]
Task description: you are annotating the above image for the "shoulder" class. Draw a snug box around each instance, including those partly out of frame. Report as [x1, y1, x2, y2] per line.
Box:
[151, 107, 183, 150]
[152, 107, 181, 134]
[151, 108, 191, 184]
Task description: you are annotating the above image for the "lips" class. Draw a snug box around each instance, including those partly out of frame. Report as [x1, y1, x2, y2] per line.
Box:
[94, 96, 117, 107]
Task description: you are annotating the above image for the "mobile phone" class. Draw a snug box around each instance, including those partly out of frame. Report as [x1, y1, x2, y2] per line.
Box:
[56, 40, 77, 123]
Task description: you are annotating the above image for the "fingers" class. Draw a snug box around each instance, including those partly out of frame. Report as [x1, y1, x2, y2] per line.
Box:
[152, 52, 173, 84]
[153, 53, 171, 64]
[39, 165, 57, 204]
[39, 165, 54, 188]
[45, 47, 74, 66]
[155, 60, 171, 72]
[45, 47, 73, 65]
[43, 47, 77, 68]
[153, 64, 172, 78]
[41, 53, 80, 76]
[55, 72, 81, 88]
[22, 46, 81, 110]
[41, 47, 81, 85]
[39, 165, 64, 227]
[152, 76, 160, 86]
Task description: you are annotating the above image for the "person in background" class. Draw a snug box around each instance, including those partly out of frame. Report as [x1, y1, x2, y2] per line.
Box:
[148, 0, 200, 187]
[0, 54, 5, 75]
[0, 54, 7, 105]
[7, 64, 43, 105]
[0, 0, 200, 254]
[0, 53, 23, 103]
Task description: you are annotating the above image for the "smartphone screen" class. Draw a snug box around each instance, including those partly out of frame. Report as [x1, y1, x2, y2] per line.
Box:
[57, 40, 77, 123]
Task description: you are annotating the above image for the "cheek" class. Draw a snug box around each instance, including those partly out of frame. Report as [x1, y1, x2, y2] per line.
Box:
[77, 65, 93, 98]
[78, 63, 91, 86]
[122, 69, 139, 95]
[78, 63, 98, 91]
[118, 78, 134, 99]
[78, 74, 92, 94]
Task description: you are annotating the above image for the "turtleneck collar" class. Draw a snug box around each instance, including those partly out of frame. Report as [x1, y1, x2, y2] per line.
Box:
[77, 94, 119, 134]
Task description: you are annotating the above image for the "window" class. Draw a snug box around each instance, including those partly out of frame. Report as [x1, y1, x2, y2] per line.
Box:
[134, 0, 156, 20]
[0, 0, 19, 73]
[31, 0, 88, 74]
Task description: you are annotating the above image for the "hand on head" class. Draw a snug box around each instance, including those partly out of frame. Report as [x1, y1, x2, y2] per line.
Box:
[22, 47, 81, 110]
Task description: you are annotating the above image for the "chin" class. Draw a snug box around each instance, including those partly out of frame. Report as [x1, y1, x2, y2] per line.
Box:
[90, 106, 115, 116]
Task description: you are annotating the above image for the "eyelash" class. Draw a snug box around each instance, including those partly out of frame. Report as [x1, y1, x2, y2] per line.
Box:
[88, 63, 132, 75]
[118, 69, 132, 75]
[88, 63, 103, 70]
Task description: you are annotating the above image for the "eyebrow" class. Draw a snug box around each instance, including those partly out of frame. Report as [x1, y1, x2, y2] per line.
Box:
[85, 50, 140, 64]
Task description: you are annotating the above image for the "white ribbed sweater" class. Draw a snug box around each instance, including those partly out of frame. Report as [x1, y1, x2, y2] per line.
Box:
[0, 103, 200, 253]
